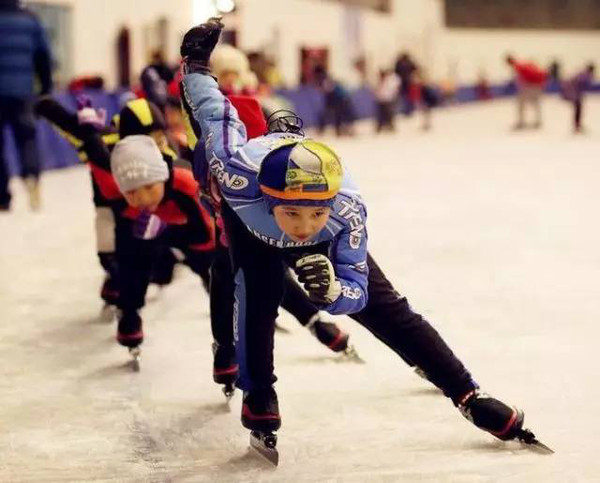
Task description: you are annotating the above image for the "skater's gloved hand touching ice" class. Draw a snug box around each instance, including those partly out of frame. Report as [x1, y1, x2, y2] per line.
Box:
[295, 254, 342, 305]
[180, 17, 224, 75]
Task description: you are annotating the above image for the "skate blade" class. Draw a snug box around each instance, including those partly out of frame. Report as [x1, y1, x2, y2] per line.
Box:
[339, 345, 365, 364]
[249, 432, 279, 466]
[129, 347, 141, 372]
[222, 384, 235, 409]
[274, 322, 291, 334]
[521, 438, 554, 454]
[517, 429, 554, 454]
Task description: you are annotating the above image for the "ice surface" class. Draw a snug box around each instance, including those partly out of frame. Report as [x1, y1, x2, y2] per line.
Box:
[1, 97, 599, 482]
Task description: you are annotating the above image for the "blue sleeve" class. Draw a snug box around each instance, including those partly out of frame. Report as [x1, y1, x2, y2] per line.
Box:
[325, 202, 369, 315]
[33, 18, 52, 93]
[181, 73, 262, 201]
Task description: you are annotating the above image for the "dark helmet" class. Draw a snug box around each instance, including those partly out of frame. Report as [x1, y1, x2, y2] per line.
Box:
[118, 98, 166, 139]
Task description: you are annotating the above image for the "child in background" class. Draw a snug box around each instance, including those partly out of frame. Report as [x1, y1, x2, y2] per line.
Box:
[374, 69, 399, 133]
[562, 63, 595, 134]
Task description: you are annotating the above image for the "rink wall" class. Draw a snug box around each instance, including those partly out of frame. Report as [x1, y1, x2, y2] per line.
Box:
[5, 83, 600, 176]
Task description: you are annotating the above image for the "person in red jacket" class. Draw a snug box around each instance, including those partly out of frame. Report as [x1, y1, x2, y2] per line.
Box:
[506, 55, 547, 130]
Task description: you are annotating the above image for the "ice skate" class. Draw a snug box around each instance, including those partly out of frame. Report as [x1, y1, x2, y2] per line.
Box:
[99, 276, 119, 322]
[242, 387, 280, 464]
[307, 314, 364, 363]
[128, 346, 141, 372]
[249, 430, 278, 466]
[458, 390, 553, 453]
[116, 312, 143, 370]
[274, 320, 291, 334]
[212, 342, 238, 402]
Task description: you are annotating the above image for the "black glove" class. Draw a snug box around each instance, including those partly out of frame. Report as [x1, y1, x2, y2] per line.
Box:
[180, 17, 224, 74]
[295, 254, 342, 305]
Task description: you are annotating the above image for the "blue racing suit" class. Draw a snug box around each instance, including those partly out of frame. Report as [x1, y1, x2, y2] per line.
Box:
[182, 73, 368, 315]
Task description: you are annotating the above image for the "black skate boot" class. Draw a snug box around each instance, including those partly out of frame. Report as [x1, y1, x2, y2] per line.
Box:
[307, 313, 363, 362]
[212, 342, 238, 399]
[99, 275, 120, 322]
[307, 314, 349, 352]
[241, 387, 281, 433]
[457, 389, 553, 452]
[458, 390, 524, 441]
[243, 387, 280, 465]
[116, 311, 143, 348]
[101, 275, 120, 306]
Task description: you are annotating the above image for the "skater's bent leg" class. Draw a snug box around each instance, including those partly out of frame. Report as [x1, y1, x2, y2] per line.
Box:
[208, 246, 235, 349]
[351, 254, 477, 403]
[115, 218, 156, 313]
[222, 202, 284, 392]
[574, 99, 582, 131]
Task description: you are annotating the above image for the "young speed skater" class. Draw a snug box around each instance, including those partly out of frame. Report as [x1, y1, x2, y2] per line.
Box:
[36, 96, 180, 317]
[180, 18, 551, 463]
[182, 46, 360, 364]
[36, 97, 217, 368]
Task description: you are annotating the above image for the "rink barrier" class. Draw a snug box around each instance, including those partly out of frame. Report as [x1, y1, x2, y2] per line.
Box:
[3, 82, 600, 175]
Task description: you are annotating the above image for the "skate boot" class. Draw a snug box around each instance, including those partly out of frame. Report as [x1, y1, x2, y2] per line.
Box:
[99, 275, 120, 321]
[212, 342, 238, 399]
[243, 386, 280, 465]
[458, 389, 553, 452]
[307, 313, 348, 352]
[101, 275, 120, 305]
[242, 386, 281, 433]
[116, 311, 143, 348]
[307, 313, 363, 362]
[117, 311, 143, 370]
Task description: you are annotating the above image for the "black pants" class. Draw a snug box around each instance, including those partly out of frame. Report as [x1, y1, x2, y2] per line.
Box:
[223, 202, 476, 402]
[209, 240, 321, 350]
[574, 98, 583, 130]
[0, 97, 40, 205]
[115, 218, 212, 313]
[375, 101, 396, 132]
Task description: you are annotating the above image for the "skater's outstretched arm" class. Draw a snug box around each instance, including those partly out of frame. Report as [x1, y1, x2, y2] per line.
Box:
[35, 96, 112, 170]
[35, 96, 121, 200]
[181, 73, 257, 199]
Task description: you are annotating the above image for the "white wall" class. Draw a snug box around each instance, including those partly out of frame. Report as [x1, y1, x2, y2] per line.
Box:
[237, 0, 403, 87]
[30, 0, 600, 88]
[31, 0, 193, 88]
[237, 0, 600, 86]
[390, 0, 600, 84]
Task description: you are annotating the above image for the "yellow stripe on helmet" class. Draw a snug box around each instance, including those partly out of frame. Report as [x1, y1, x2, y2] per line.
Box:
[127, 98, 154, 126]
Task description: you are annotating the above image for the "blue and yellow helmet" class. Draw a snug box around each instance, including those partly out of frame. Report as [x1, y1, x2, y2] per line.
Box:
[258, 140, 343, 209]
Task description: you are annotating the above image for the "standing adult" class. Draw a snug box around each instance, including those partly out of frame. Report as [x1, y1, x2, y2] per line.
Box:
[394, 52, 417, 116]
[0, 0, 52, 211]
[505, 55, 547, 130]
[562, 63, 595, 134]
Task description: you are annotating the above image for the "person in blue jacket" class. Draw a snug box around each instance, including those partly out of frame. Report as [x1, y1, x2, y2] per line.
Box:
[0, 0, 52, 211]
[179, 18, 537, 447]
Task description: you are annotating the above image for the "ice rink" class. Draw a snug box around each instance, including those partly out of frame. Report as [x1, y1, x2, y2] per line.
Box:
[1, 96, 599, 482]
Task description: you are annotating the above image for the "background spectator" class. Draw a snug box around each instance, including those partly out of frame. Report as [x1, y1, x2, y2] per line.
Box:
[506, 55, 548, 130]
[0, 0, 52, 211]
